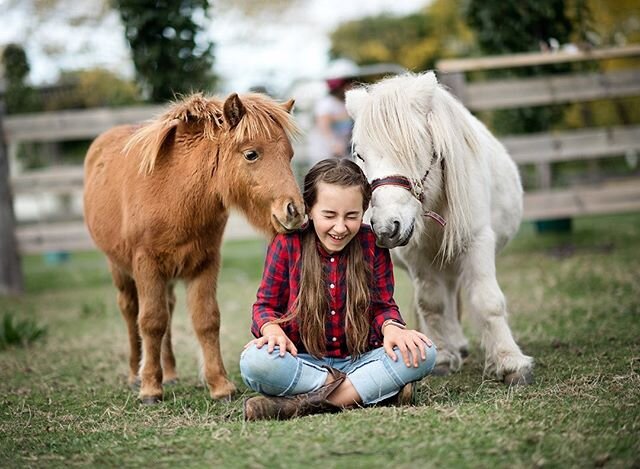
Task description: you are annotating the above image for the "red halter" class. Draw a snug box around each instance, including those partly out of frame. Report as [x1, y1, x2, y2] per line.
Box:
[369, 164, 446, 227]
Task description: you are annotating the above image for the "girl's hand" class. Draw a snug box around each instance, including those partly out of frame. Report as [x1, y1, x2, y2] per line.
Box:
[383, 325, 433, 368]
[243, 323, 298, 357]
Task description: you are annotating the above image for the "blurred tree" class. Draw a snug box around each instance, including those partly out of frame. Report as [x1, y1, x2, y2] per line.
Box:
[563, 0, 640, 130]
[576, 0, 640, 46]
[43, 68, 141, 111]
[466, 1, 572, 54]
[465, 0, 574, 135]
[113, 0, 217, 102]
[1, 44, 40, 114]
[330, 0, 474, 72]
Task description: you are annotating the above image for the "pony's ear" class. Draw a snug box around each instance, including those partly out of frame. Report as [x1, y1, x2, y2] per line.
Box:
[282, 98, 295, 113]
[223, 93, 246, 129]
[345, 88, 369, 119]
[413, 71, 439, 102]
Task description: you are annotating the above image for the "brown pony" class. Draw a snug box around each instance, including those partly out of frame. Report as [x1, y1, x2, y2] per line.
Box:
[84, 92, 305, 404]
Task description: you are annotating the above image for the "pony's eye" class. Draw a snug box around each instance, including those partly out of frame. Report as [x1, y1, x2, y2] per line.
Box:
[243, 150, 260, 161]
[353, 152, 364, 162]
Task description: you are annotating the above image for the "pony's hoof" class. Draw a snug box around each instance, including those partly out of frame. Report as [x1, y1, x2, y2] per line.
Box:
[431, 364, 453, 376]
[163, 378, 178, 386]
[214, 394, 233, 402]
[503, 370, 534, 386]
[140, 395, 163, 405]
[209, 381, 237, 400]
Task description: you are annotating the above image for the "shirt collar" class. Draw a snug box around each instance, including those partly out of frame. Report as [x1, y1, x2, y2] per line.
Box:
[315, 238, 341, 259]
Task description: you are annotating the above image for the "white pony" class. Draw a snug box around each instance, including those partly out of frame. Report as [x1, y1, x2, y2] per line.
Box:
[345, 72, 533, 384]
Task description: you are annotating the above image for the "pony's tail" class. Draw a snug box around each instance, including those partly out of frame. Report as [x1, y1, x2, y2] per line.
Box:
[428, 83, 482, 262]
[123, 118, 180, 175]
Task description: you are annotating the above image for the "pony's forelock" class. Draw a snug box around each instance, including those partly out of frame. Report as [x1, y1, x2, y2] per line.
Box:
[353, 74, 433, 179]
[232, 93, 300, 145]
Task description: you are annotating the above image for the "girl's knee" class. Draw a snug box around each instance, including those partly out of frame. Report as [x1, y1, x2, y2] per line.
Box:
[239, 344, 274, 381]
[240, 344, 295, 382]
[420, 343, 437, 376]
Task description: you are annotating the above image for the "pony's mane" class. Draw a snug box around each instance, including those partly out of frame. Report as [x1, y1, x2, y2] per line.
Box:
[126, 93, 299, 174]
[353, 72, 485, 261]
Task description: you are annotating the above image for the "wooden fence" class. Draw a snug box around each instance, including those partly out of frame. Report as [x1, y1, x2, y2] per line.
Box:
[437, 44, 640, 221]
[4, 45, 640, 254]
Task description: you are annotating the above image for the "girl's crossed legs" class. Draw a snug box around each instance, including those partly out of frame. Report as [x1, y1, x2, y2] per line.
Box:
[240, 343, 437, 406]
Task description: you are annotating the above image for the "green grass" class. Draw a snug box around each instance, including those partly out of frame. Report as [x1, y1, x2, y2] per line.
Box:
[1, 214, 639, 468]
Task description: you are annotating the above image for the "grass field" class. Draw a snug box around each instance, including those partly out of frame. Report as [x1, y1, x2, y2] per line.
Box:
[1, 214, 639, 468]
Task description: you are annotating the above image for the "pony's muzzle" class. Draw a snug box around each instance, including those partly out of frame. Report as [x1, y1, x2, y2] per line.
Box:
[373, 219, 413, 248]
[274, 199, 305, 232]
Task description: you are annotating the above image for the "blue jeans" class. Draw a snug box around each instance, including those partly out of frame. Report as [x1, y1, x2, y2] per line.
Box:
[240, 343, 437, 405]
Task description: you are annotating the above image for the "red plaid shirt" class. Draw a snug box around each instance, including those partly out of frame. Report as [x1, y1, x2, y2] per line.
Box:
[252, 224, 405, 358]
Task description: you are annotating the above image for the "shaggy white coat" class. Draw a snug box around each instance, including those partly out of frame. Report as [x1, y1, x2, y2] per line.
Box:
[345, 72, 533, 381]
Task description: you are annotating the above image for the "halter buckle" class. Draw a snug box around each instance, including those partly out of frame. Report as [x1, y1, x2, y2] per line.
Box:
[410, 178, 425, 203]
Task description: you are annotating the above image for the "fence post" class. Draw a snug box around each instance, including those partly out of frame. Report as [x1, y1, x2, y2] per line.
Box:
[0, 99, 24, 295]
[439, 72, 467, 104]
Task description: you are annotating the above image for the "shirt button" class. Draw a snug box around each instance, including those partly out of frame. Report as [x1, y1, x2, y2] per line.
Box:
[330, 310, 336, 315]
[329, 283, 335, 289]
[332, 337, 337, 342]
[330, 257, 335, 262]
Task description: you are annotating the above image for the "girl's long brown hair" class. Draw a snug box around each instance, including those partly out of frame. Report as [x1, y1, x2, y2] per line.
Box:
[291, 158, 372, 358]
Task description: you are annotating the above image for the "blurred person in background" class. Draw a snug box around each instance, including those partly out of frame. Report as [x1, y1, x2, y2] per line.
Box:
[306, 60, 359, 165]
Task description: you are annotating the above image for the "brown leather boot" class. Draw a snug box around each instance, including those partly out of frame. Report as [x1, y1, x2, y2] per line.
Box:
[243, 367, 346, 421]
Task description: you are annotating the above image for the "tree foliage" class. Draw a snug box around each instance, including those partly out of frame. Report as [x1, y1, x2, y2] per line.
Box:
[465, 1, 572, 54]
[113, 0, 216, 102]
[330, 0, 474, 72]
[43, 68, 140, 111]
[575, 0, 640, 46]
[1, 44, 40, 114]
[465, 0, 575, 135]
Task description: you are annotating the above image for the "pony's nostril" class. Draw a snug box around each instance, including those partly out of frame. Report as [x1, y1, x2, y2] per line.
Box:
[287, 202, 298, 219]
[391, 220, 400, 238]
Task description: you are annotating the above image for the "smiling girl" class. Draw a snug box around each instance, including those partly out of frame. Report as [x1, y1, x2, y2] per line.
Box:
[240, 158, 436, 421]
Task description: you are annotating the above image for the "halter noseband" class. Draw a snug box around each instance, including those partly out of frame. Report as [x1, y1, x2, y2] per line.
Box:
[369, 157, 446, 227]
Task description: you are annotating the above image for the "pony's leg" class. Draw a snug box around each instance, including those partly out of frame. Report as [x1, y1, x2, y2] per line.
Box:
[110, 262, 141, 388]
[134, 257, 169, 403]
[161, 283, 178, 384]
[186, 264, 236, 400]
[461, 228, 533, 385]
[413, 267, 468, 375]
[456, 288, 471, 360]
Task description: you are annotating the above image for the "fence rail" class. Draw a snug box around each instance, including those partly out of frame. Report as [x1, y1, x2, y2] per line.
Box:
[522, 178, 640, 220]
[461, 69, 640, 111]
[437, 44, 640, 73]
[3, 105, 164, 143]
[502, 125, 640, 164]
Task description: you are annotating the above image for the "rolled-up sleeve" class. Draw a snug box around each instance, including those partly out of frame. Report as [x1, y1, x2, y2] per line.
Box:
[370, 245, 404, 336]
[251, 234, 290, 337]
